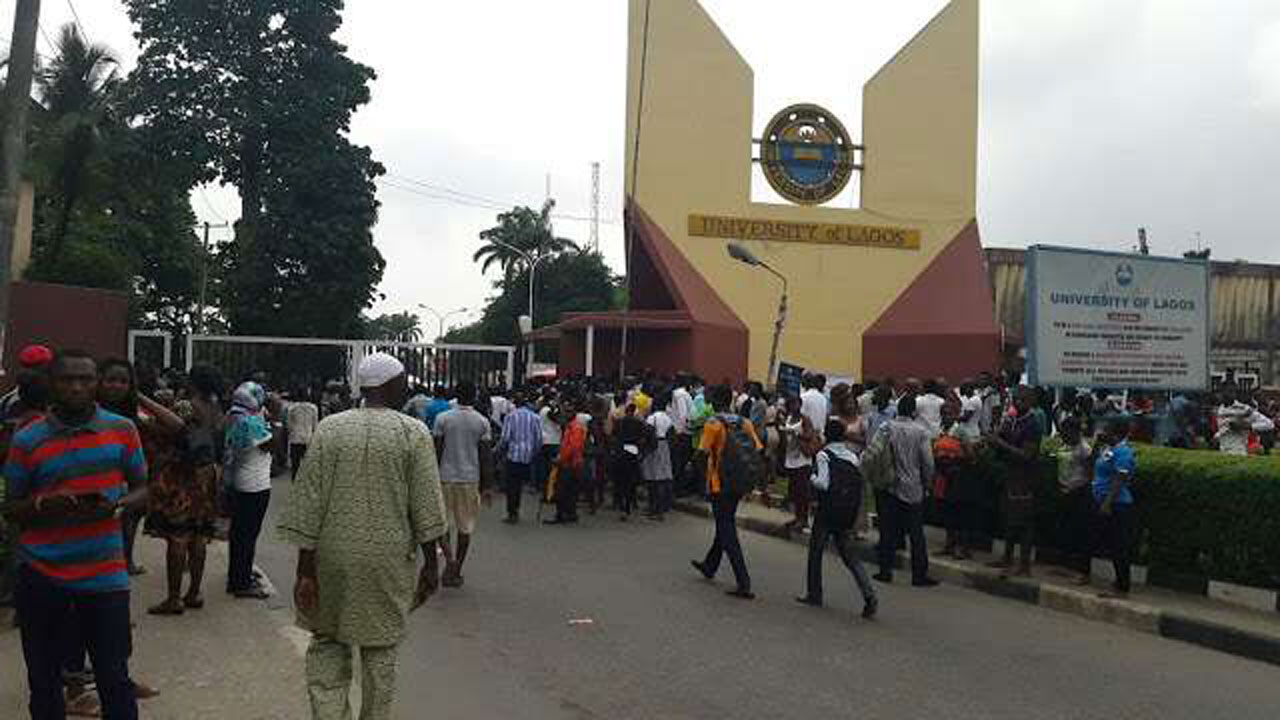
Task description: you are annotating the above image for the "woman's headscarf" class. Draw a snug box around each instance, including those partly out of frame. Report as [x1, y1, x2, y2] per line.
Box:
[225, 381, 271, 453]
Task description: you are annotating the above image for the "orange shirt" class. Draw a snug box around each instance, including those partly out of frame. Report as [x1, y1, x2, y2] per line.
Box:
[699, 416, 762, 495]
[558, 421, 587, 470]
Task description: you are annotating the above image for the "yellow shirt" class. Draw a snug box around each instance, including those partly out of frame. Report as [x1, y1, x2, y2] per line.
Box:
[631, 391, 652, 417]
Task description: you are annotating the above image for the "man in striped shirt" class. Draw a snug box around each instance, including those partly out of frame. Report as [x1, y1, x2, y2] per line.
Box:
[497, 392, 542, 524]
[3, 350, 148, 720]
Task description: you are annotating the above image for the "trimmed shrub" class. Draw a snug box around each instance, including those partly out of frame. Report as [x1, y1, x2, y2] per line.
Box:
[1132, 446, 1280, 590]
[954, 444, 1280, 590]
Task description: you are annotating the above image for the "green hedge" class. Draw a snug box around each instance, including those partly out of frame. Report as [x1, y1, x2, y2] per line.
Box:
[959, 444, 1280, 590]
[1130, 446, 1280, 590]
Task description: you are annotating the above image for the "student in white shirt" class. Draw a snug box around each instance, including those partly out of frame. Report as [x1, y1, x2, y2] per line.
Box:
[781, 394, 817, 532]
[642, 394, 675, 520]
[1215, 390, 1275, 455]
[915, 379, 946, 440]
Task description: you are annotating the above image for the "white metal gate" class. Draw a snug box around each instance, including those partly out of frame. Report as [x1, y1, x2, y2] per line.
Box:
[128, 332, 516, 392]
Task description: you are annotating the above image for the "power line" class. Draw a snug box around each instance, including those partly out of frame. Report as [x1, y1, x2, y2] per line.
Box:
[37, 24, 56, 56]
[383, 173, 513, 209]
[377, 178, 507, 212]
[65, 0, 90, 46]
[378, 175, 620, 225]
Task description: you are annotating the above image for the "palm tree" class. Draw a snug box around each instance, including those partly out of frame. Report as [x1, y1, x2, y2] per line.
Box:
[473, 199, 579, 277]
[364, 312, 423, 343]
[31, 24, 120, 259]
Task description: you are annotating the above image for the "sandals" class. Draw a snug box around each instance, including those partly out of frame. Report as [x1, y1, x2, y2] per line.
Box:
[147, 599, 185, 616]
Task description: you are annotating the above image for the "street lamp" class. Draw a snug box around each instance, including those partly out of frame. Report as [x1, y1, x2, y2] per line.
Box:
[417, 304, 469, 342]
[726, 242, 789, 390]
[483, 239, 547, 380]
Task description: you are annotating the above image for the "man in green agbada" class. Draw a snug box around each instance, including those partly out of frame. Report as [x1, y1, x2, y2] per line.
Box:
[279, 353, 446, 720]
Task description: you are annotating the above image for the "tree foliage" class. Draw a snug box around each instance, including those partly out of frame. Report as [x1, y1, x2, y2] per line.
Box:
[124, 0, 385, 337]
[446, 238, 621, 356]
[13, 25, 205, 335]
[473, 201, 578, 277]
[362, 311, 423, 343]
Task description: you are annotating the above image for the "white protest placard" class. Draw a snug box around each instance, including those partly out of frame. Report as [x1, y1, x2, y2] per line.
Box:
[1026, 246, 1210, 391]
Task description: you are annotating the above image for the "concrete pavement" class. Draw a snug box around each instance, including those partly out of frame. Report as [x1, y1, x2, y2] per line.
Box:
[0, 539, 307, 719]
[674, 494, 1280, 666]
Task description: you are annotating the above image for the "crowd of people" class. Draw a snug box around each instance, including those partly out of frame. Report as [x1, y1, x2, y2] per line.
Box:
[3, 341, 1277, 719]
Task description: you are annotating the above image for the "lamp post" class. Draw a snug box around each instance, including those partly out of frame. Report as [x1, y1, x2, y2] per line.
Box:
[417, 304, 469, 342]
[727, 242, 788, 389]
[485, 239, 547, 380]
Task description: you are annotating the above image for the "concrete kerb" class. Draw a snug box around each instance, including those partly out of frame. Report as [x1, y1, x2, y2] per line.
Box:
[672, 497, 1280, 667]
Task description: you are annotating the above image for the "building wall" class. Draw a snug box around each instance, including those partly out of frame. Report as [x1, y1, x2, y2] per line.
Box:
[4, 281, 129, 384]
[625, 0, 980, 382]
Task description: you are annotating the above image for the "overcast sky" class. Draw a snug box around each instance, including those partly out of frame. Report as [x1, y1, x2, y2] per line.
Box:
[6, 1, 1279, 338]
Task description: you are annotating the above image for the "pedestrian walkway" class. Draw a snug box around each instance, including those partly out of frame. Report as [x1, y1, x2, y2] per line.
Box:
[0, 538, 307, 720]
[674, 495, 1280, 667]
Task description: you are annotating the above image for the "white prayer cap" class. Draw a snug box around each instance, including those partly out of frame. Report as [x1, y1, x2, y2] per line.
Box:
[357, 353, 405, 388]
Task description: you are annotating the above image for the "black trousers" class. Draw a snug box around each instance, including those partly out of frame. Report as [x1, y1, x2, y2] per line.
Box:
[1056, 487, 1094, 575]
[0, 525, 16, 607]
[505, 461, 531, 518]
[1098, 503, 1136, 592]
[289, 443, 308, 479]
[613, 453, 640, 515]
[16, 566, 137, 720]
[555, 465, 580, 521]
[702, 494, 751, 592]
[228, 488, 271, 592]
[806, 515, 876, 604]
[877, 496, 929, 582]
[671, 434, 693, 495]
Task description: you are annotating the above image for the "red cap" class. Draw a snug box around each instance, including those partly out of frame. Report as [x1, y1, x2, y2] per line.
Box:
[17, 345, 54, 368]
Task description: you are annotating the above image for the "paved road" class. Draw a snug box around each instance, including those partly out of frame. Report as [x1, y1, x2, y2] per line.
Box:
[256, 481, 1277, 720]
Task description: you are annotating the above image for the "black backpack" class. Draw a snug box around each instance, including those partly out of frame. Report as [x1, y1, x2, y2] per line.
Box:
[818, 449, 863, 530]
[718, 415, 764, 497]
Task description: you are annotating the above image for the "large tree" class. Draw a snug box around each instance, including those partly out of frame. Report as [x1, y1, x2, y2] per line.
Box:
[124, 0, 385, 337]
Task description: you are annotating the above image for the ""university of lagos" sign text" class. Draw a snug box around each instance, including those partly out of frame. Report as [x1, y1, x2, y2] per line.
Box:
[688, 214, 920, 250]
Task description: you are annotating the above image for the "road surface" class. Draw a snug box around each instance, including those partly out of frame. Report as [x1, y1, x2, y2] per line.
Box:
[253, 481, 1278, 720]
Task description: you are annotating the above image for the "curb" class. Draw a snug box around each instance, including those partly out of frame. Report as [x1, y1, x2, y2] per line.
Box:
[673, 498, 1280, 667]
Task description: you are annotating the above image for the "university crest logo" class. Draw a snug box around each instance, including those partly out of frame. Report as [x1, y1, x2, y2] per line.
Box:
[759, 103, 856, 206]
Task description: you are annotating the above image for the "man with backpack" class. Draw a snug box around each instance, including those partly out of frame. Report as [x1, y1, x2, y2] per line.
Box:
[796, 419, 878, 619]
[690, 385, 764, 600]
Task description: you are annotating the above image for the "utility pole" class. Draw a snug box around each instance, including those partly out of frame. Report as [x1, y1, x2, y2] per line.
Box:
[0, 0, 43, 368]
[590, 162, 600, 252]
[196, 221, 231, 333]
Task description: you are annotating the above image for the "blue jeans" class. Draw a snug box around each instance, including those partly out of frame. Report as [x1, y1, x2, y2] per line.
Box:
[15, 565, 137, 720]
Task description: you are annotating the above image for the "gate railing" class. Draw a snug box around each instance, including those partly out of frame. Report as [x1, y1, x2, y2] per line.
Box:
[128, 331, 516, 391]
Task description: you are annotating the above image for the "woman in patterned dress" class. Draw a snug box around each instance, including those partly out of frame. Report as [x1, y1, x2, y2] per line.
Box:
[143, 365, 226, 615]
